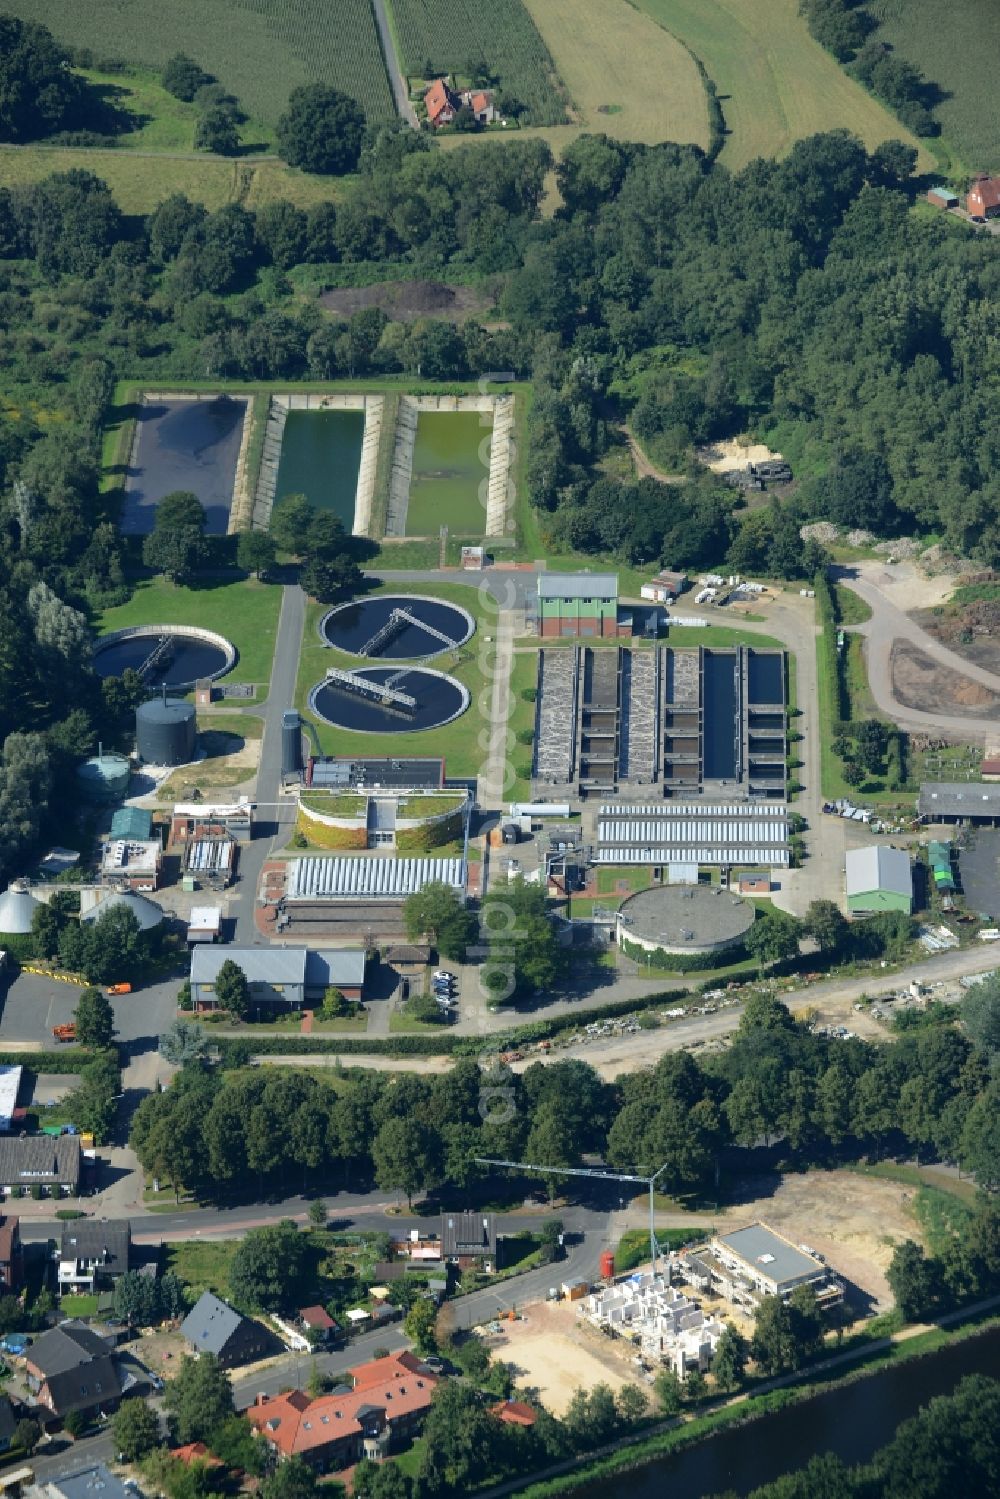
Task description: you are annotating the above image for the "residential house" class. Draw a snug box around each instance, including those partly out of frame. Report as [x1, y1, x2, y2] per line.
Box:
[180, 1291, 274, 1368]
[299, 1306, 337, 1345]
[441, 1212, 497, 1270]
[967, 174, 1000, 217]
[0, 1137, 80, 1198]
[57, 1221, 131, 1295]
[170, 1443, 223, 1471]
[490, 1399, 537, 1428]
[24, 1323, 125, 1420]
[0, 1215, 23, 1292]
[424, 78, 459, 127]
[466, 89, 495, 124]
[248, 1351, 437, 1473]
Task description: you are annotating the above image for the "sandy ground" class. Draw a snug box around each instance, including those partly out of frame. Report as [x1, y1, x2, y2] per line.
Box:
[714, 1170, 918, 1309]
[488, 1299, 650, 1415]
[696, 438, 783, 473]
[891, 640, 1000, 718]
[853, 558, 956, 612]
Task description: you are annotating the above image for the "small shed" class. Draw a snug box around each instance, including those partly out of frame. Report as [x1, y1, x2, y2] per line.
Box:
[926, 186, 958, 209]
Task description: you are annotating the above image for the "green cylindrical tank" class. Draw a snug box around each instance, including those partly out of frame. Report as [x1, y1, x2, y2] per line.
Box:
[76, 752, 130, 803]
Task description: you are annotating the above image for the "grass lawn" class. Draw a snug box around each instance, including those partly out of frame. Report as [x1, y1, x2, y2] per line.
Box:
[522, 0, 710, 149]
[389, 1009, 452, 1034]
[391, 1440, 426, 1481]
[912, 1185, 975, 1255]
[59, 1293, 99, 1317]
[166, 1240, 238, 1301]
[596, 867, 655, 896]
[633, 0, 933, 172]
[834, 585, 873, 627]
[296, 581, 497, 779]
[78, 65, 276, 154]
[851, 1160, 980, 1208]
[98, 576, 282, 693]
[666, 625, 785, 649]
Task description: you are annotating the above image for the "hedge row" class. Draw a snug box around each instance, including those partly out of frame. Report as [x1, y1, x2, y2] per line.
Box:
[215, 988, 690, 1064]
[4, 1050, 94, 1073]
[619, 935, 747, 973]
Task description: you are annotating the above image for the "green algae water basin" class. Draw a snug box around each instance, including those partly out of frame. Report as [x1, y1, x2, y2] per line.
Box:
[406, 410, 490, 535]
[274, 410, 364, 528]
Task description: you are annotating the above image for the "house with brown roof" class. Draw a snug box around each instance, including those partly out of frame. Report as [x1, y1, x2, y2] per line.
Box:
[299, 1306, 338, 1345]
[424, 78, 459, 127]
[25, 1322, 125, 1421]
[491, 1399, 538, 1427]
[248, 1351, 437, 1473]
[0, 1216, 23, 1292]
[967, 174, 1000, 217]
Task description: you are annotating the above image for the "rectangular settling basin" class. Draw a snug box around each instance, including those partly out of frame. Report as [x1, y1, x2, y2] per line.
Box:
[406, 411, 489, 535]
[702, 650, 738, 780]
[274, 410, 364, 529]
[747, 650, 785, 705]
[122, 396, 247, 535]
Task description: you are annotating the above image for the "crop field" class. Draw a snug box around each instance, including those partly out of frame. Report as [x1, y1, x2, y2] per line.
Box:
[522, 0, 710, 148]
[867, 0, 1000, 169]
[2, 0, 395, 126]
[387, 0, 567, 126]
[633, 0, 934, 171]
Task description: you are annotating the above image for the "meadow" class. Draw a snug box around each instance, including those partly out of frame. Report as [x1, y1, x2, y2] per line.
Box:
[521, 0, 710, 149]
[1, 0, 395, 126]
[386, 0, 567, 126]
[867, 0, 1000, 170]
[0, 143, 350, 216]
[633, 0, 934, 170]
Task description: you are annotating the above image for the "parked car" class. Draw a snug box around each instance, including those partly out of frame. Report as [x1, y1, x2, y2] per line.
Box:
[433, 970, 454, 982]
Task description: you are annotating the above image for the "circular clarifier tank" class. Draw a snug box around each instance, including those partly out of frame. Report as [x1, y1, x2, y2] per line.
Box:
[309, 666, 469, 734]
[320, 594, 474, 659]
[93, 625, 236, 690]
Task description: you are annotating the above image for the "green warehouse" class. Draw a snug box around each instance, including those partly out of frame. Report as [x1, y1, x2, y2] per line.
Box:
[845, 845, 912, 915]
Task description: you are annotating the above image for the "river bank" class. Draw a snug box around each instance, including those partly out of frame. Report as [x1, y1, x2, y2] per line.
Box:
[492, 1303, 1000, 1499]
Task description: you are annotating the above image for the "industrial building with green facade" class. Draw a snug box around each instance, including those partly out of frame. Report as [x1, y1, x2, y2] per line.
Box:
[537, 574, 622, 638]
[845, 845, 913, 915]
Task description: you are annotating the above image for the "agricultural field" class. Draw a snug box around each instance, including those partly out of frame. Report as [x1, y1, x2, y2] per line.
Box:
[0, 145, 348, 216]
[522, 0, 710, 148]
[633, 0, 934, 171]
[387, 0, 568, 126]
[1, 0, 395, 126]
[866, 0, 1000, 170]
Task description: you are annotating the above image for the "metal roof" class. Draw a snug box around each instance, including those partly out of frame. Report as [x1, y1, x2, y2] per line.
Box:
[49, 1466, 137, 1499]
[0, 1067, 22, 1131]
[287, 856, 465, 901]
[0, 885, 41, 934]
[717, 1224, 824, 1290]
[537, 573, 617, 600]
[596, 802, 789, 867]
[190, 946, 307, 987]
[845, 845, 911, 898]
[919, 782, 1000, 817]
[81, 890, 164, 930]
[305, 949, 368, 987]
[110, 807, 153, 841]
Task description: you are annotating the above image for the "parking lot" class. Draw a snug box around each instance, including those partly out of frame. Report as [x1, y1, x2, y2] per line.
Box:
[0, 969, 180, 1050]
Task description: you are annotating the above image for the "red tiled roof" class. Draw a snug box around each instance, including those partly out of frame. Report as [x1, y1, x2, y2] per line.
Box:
[171, 1443, 222, 1468]
[248, 1358, 437, 1459]
[0, 1217, 18, 1264]
[490, 1399, 537, 1427]
[981, 759, 1000, 774]
[350, 1349, 428, 1390]
[470, 91, 491, 114]
[424, 78, 456, 123]
[300, 1305, 335, 1330]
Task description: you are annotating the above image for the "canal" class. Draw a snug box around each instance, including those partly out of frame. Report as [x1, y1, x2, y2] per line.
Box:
[581, 1327, 1000, 1499]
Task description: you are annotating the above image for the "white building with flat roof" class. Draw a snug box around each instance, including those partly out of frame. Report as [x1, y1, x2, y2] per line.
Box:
[0, 1068, 21, 1132]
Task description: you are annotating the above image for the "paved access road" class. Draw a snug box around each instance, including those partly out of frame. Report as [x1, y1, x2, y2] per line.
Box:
[372, 0, 419, 128]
